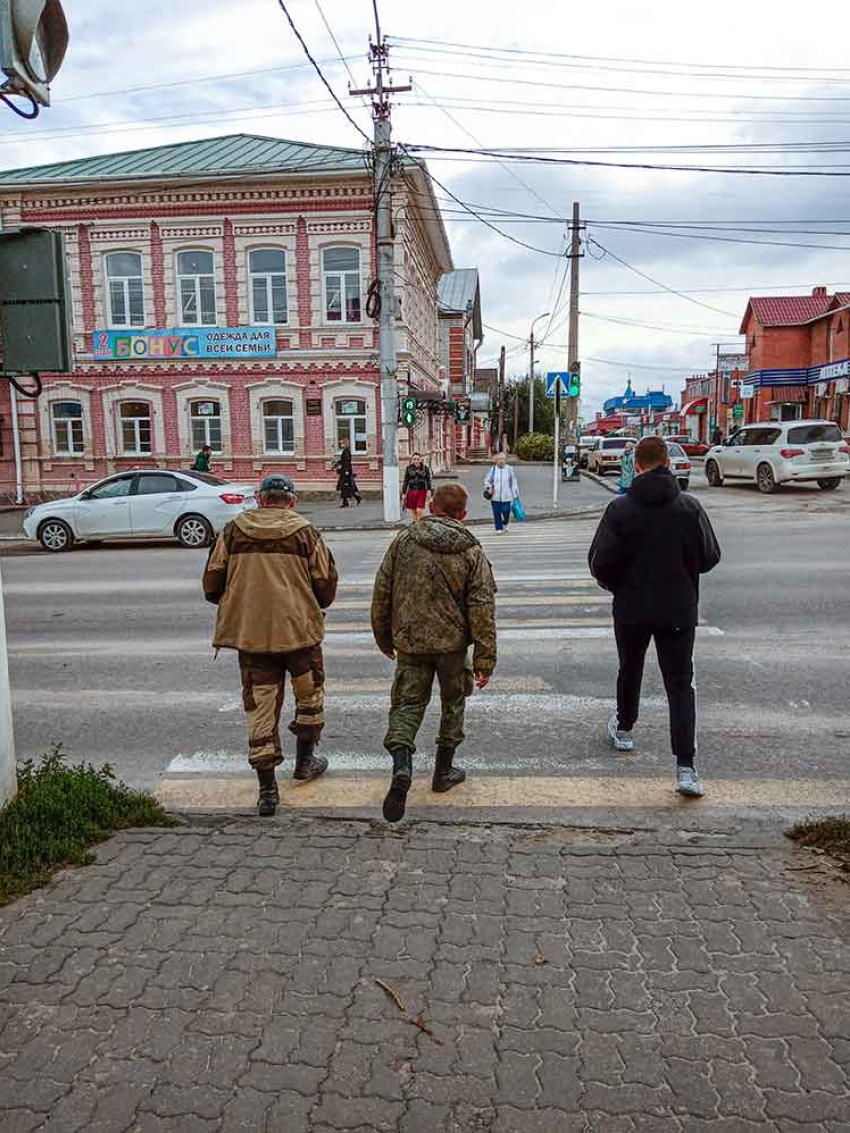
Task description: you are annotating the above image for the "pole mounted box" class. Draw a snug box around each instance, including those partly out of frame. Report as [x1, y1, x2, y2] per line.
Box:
[0, 227, 72, 374]
[0, 0, 68, 106]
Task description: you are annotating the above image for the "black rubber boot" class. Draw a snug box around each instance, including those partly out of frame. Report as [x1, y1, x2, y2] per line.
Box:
[293, 736, 328, 782]
[382, 748, 413, 823]
[432, 746, 467, 794]
[256, 768, 279, 817]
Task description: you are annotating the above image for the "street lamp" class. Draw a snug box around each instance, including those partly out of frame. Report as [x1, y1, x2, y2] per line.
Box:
[528, 311, 550, 434]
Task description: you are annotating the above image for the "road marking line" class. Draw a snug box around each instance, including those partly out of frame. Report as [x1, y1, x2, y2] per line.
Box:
[330, 594, 610, 610]
[155, 776, 850, 812]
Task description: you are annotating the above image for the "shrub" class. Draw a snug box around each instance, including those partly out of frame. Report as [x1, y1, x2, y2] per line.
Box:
[0, 745, 175, 906]
[515, 433, 555, 461]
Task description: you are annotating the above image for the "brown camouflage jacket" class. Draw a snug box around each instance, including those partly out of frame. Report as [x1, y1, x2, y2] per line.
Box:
[371, 516, 497, 675]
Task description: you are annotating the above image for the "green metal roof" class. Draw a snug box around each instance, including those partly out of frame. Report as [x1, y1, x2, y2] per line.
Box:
[0, 133, 370, 186]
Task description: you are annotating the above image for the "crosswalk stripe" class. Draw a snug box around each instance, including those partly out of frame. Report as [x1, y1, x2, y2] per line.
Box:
[330, 594, 610, 610]
[155, 775, 850, 812]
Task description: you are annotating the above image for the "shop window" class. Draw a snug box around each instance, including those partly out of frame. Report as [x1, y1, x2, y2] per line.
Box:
[119, 400, 152, 455]
[263, 399, 295, 454]
[323, 247, 361, 324]
[106, 252, 145, 328]
[190, 399, 222, 452]
[177, 250, 216, 326]
[51, 401, 85, 455]
[249, 248, 288, 324]
[336, 398, 367, 453]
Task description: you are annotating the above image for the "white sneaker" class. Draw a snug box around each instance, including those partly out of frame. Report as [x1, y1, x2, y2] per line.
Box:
[607, 713, 635, 753]
[676, 766, 705, 798]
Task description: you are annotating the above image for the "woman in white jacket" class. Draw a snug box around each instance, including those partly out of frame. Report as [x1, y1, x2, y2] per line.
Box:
[483, 453, 519, 533]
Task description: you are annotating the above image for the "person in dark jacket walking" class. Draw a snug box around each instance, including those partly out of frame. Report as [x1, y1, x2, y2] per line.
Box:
[192, 445, 212, 473]
[401, 453, 433, 521]
[588, 435, 721, 798]
[333, 438, 362, 507]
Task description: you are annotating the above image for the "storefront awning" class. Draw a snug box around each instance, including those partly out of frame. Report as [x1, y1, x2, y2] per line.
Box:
[680, 397, 708, 416]
[767, 388, 807, 403]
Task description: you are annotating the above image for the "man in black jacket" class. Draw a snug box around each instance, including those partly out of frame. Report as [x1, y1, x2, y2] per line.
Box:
[588, 436, 721, 797]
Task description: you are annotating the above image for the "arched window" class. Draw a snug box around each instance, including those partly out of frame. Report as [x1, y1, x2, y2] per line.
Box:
[190, 399, 222, 452]
[106, 252, 144, 328]
[119, 401, 152, 455]
[51, 401, 84, 455]
[249, 248, 288, 325]
[263, 399, 295, 455]
[177, 250, 216, 326]
[323, 247, 361, 324]
[336, 398, 367, 453]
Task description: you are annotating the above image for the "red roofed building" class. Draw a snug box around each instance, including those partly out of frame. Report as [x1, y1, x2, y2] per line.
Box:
[739, 286, 850, 431]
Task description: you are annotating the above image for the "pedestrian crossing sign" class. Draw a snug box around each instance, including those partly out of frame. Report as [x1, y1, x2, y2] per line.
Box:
[546, 372, 570, 398]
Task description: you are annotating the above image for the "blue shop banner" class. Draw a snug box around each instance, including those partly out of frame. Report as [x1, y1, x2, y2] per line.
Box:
[92, 327, 276, 359]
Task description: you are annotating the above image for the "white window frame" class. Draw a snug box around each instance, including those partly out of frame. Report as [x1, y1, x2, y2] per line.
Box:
[335, 398, 368, 455]
[190, 399, 223, 453]
[322, 246, 362, 325]
[249, 247, 288, 326]
[105, 251, 145, 329]
[262, 399, 296, 456]
[176, 249, 217, 326]
[51, 401, 85, 456]
[119, 400, 153, 456]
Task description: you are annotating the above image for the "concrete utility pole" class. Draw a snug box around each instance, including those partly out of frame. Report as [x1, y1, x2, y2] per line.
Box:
[497, 345, 506, 453]
[0, 565, 14, 805]
[528, 310, 550, 435]
[567, 201, 582, 442]
[351, 19, 410, 523]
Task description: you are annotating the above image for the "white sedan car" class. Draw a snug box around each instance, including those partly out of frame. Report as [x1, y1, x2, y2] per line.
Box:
[23, 469, 257, 552]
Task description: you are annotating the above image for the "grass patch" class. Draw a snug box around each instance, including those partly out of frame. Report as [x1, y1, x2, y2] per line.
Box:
[0, 745, 176, 907]
[787, 815, 850, 868]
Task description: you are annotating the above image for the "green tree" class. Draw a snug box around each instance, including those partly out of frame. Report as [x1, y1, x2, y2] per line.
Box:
[504, 376, 555, 449]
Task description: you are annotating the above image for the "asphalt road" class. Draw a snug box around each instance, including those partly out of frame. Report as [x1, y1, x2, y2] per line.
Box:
[4, 476, 849, 824]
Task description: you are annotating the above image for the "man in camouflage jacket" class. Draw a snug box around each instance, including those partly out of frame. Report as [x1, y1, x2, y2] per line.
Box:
[371, 483, 497, 822]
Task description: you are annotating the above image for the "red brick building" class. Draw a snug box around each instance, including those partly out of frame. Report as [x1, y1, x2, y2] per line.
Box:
[739, 288, 850, 430]
[0, 134, 455, 501]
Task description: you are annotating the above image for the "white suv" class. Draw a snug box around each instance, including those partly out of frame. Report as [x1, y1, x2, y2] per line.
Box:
[705, 420, 849, 494]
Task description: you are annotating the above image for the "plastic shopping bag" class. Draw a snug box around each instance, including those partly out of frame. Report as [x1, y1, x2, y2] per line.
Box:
[511, 497, 526, 522]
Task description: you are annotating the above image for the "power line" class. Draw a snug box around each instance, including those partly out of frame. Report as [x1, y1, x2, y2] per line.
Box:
[275, 0, 370, 141]
[590, 222, 850, 254]
[391, 35, 850, 79]
[583, 282, 850, 296]
[587, 356, 706, 372]
[586, 238, 739, 318]
[581, 311, 742, 337]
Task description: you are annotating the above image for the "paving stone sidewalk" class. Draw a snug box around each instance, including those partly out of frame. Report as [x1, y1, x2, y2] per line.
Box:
[1, 817, 849, 1133]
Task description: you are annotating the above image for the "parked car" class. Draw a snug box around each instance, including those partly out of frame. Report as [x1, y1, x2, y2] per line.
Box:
[667, 434, 710, 457]
[587, 436, 630, 476]
[666, 441, 691, 491]
[577, 436, 597, 469]
[23, 469, 258, 552]
[704, 420, 850, 494]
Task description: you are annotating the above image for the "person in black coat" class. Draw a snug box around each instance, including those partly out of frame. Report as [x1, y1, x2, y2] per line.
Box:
[588, 435, 721, 798]
[401, 453, 433, 521]
[333, 438, 362, 507]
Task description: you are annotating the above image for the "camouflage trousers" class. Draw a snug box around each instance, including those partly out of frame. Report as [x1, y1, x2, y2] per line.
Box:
[238, 646, 325, 771]
[384, 650, 474, 755]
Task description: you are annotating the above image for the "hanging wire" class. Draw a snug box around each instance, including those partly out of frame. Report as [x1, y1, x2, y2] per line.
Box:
[0, 90, 39, 119]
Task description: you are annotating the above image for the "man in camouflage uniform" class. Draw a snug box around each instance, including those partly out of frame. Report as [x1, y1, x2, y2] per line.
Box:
[203, 474, 338, 816]
[371, 482, 497, 822]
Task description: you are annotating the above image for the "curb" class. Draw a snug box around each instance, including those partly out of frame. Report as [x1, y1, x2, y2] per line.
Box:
[578, 469, 618, 495]
[312, 502, 607, 533]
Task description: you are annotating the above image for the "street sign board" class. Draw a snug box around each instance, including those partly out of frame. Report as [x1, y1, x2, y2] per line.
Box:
[546, 372, 570, 398]
[732, 404, 744, 419]
[739, 383, 755, 400]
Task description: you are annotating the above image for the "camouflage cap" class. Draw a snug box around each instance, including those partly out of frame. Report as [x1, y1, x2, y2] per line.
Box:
[260, 473, 295, 495]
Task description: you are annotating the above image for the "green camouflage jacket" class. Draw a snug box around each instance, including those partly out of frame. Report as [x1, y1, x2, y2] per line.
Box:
[371, 516, 497, 674]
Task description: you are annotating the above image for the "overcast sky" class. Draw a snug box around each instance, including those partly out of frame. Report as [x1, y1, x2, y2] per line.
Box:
[4, 0, 850, 415]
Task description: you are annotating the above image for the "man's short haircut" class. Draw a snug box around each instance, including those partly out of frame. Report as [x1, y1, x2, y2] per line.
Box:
[635, 436, 669, 471]
[432, 482, 468, 518]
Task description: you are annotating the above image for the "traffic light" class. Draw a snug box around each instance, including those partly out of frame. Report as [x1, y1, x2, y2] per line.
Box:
[401, 396, 417, 428]
[568, 363, 581, 398]
[0, 0, 68, 107]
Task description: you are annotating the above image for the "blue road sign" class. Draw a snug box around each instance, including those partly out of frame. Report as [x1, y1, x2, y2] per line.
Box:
[546, 372, 570, 398]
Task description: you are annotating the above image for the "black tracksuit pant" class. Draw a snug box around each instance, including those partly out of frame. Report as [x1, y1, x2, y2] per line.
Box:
[614, 622, 696, 768]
